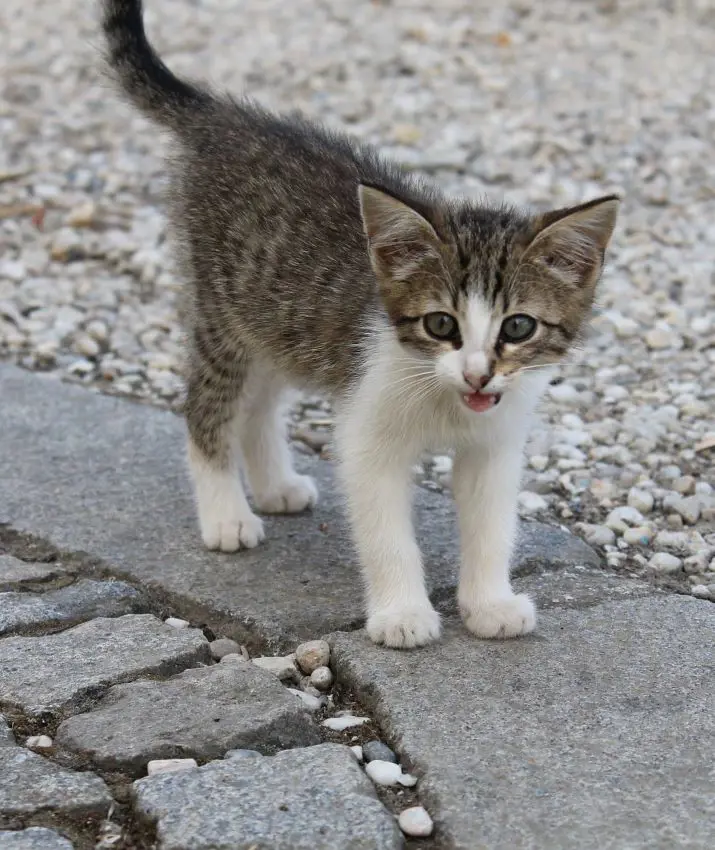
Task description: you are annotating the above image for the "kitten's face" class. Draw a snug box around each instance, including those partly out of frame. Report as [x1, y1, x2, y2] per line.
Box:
[359, 186, 619, 413]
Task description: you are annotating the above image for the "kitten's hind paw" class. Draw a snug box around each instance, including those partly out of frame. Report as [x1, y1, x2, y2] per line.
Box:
[367, 604, 441, 649]
[254, 474, 318, 514]
[460, 593, 535, 639]
[201, 511, 265, 553]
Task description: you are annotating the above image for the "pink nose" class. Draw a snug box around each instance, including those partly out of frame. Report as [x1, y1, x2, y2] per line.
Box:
[463, 372, 490, 390]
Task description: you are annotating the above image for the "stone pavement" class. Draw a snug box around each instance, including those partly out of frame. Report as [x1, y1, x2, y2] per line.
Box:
[1, 364, 713, 849]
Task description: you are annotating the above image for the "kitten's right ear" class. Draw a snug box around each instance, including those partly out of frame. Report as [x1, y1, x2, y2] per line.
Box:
[358, 185, 442, 283]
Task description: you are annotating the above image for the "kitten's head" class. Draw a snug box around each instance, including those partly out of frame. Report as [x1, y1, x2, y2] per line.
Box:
[359, 184, 619, 413]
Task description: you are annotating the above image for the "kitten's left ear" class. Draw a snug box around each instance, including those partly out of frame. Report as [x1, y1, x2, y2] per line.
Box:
[524, 195, 620, 287]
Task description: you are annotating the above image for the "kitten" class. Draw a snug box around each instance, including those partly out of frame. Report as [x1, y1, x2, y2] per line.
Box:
[102, 0, 619, 648]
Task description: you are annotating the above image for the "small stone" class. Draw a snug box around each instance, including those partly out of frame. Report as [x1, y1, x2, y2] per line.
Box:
[654, 530, 705, 554]
[321, 715, 369, 731]
[397, 772, 418, 787]
[209, 638, 241, 660]
[365, 759, 402, 786]
[398, 806, 434, 837]
[518, 491, 548, 514]
[576, 524, 616, 547]
[310, 666, 334, 691]
[627, 488, 654, 514]
[673, 476, 696, 495]
[645, 326, 682, 350]
[295, 639, 330, 674]
[299, 677, 323, 698]
[25, 735, 53, 750]
[251, 654, 299, 681]
[666, 514, 684, 529]
[672, 496, 702, 525]
[683, 554, 709, 575]
[623, 526, 654, 546]
[350, 745, 363, 761]
[66, 200, 98, 227]
[658, 465, 682, 482]
[548, 383, 580, 404]
[606, 506, 644, 527]
[691, 585, 713, 599]
[164, 617, 189, 629]
[362, 741, 397, 764]
[146, 758, 197, 776]
[648, 553, 683, 574]
[286, 688, 324, 712]
[529, 455, 549, 472]
[695, 482, 713, 496]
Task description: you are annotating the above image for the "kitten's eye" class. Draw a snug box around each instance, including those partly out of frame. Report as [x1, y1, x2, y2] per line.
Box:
[500, 314, 537, 343]
[423, 312, 459, 341]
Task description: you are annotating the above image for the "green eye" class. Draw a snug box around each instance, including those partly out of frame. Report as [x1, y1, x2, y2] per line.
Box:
[500, 314, 537, 343]
[424, 312, 459, 341]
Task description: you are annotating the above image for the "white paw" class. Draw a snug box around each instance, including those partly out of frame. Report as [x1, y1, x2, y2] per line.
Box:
[254, 474, 318, 514]
[366, 603, 441, 649]
[200, 510, 265, 553]
[460, 593, 536, 639]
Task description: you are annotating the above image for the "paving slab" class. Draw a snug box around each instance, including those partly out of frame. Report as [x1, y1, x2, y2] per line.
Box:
[0, 579, 147, 636]
[0, 615, 209, 721]
[0, 365, 598, 649]
[55, 663, 321, 776]
[329, 594, 715, 850]
[0, 828, 74, 850]
[0, 556, 72, 593]
[132, 743, 403, 850]
[0, 746, 111, 825]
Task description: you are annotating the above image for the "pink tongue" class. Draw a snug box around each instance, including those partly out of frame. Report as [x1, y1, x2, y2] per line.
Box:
[463, 392, 498, 413]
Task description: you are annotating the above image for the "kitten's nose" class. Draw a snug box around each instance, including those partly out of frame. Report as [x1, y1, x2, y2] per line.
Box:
[463, 372, 490, 391]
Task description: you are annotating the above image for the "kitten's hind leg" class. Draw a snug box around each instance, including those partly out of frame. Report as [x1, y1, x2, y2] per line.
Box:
[237, 364, 317, 514]
[185, 353, 265, 553]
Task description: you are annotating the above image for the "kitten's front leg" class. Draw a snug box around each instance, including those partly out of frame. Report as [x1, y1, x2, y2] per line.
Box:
[453, 443, 535, 638]
[335, 415, 441, 649]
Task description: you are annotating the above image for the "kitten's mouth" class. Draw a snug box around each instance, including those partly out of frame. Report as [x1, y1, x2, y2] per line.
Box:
[463, 391, 502, 413]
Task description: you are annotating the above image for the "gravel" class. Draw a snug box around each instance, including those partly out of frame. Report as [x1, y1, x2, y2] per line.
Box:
[0, 0, 712, 597]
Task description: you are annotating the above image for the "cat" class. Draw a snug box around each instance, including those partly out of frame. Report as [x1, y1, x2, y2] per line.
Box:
[102, 0, 619, 648]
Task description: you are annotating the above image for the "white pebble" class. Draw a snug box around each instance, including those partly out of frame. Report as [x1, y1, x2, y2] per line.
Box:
[529, 455, 549, 472]
[321, 715, 369, 731]
[350, 745, 364, 762]
[310, 665, 334, 691]
[26, 735, 53, 749]
[606, 506, 644, 527]
[623, 526, 654, 546]
[397, 772, 418, 787]
[147, 758, 197, 776]
[691, 585, 713, 599]
[518, 491, 548, 514]
[576, 523, 616, 547]
[648, 552, 683, 574]
[164, 617, 189, 629]
[286, 688, 323, 712]
[365, 760, 402, 786]
[548, 383, 580, 404]
[295, 639, 330, 674]
[398, 806, 434, 837]
[627, 488, 654, 514]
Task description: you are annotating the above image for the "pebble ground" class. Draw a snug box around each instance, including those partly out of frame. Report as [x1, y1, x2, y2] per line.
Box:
[1, 0, 713, 595]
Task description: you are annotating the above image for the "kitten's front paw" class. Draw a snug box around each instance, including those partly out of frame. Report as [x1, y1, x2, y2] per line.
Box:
[254, 475, 318, 514]
[201, 510, 265, 552]
[460, 593, 535, 639]
[367, 604, 441, 649]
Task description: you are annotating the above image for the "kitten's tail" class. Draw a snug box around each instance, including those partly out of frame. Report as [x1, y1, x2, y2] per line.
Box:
[101, 0, 211, 128]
